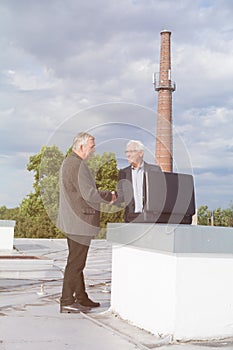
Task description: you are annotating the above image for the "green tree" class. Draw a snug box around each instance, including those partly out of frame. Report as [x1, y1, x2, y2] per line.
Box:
[0, 206, 19, 221]
[39, 145, 64, 224]
[87, 152, 124, 238]
[17, 145, 65, 238]
[197, 205, 211, 225]
[207, 204, 233, 227]
[197, 204, 233, 227]
[220, 206, 233, 227]
[87, 152, 118, 191]
[213, 207, 223, 226]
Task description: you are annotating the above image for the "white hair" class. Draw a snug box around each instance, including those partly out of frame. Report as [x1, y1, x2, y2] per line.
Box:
[72, 132, 94, 151]
[126, 140, 144, 151]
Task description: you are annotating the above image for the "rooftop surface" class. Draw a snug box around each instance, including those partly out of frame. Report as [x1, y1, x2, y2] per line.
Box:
[0, 238, 233, 350]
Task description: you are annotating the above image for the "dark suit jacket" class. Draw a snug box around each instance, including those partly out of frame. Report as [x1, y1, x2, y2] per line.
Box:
[57, 151, 112, 239]
[116, 161, 162, 222]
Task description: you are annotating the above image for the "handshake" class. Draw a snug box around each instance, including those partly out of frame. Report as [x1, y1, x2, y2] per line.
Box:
[110, 191, 117, 205]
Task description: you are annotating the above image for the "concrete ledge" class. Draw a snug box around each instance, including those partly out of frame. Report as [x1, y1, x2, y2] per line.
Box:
[107, 223, 233, 341]
[0, 256, 57, 279]
[107, 223, 233, 254]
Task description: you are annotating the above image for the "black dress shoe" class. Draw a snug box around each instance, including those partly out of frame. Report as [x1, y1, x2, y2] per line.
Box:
[60, 302, 91, 313]
[77, 298, 100, 308]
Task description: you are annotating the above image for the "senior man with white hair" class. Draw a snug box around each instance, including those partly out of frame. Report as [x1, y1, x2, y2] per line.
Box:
[115, 140, 162, 222]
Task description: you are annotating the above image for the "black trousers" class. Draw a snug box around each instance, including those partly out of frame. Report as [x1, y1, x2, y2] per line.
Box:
[61, 237, 90, 306]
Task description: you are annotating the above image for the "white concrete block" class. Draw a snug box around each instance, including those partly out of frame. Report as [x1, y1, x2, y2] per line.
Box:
[0, 220, 16, 250]
[108, 224, 233, 341]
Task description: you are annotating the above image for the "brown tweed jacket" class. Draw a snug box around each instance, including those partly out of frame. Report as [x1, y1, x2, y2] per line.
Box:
[57, 151, 112, 238]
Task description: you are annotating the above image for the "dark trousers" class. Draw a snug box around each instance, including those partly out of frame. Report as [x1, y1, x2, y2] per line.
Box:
[61, 237, 90, 306]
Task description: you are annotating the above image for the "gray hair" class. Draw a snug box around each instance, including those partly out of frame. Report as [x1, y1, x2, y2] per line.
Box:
[126, 140, 144, 152]
[72, 132, 94, 151]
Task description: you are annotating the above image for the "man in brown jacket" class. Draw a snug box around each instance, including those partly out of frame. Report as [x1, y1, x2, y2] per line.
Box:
[58, 132, 115, 313]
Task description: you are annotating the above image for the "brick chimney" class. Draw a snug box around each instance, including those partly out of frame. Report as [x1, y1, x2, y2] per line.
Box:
[154, 30, 175, 172]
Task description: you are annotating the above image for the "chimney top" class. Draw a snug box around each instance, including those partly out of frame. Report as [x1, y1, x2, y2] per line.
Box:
[160, 29, 171, 34]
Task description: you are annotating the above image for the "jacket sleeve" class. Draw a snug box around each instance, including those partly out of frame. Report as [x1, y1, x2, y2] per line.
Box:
[114, 169, 133, 207]
[114, 169, 125, 205]
[78, 161, 112, 204]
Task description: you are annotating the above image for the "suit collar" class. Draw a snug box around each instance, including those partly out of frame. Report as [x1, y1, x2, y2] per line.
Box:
[71, 151, 82, 160]
[131, 160, 145, 171]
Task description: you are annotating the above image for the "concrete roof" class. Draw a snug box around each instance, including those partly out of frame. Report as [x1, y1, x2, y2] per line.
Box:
[0, 238, 232, 350]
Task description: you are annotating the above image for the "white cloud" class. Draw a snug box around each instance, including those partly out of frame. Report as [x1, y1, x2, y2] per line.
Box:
[5, 67, 62, 91]
[0, 0, 233, 209]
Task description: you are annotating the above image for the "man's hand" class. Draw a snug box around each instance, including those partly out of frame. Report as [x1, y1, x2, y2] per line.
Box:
[110, 191, 117, 204]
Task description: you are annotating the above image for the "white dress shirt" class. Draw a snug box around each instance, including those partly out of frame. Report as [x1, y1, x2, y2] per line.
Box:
[131, 161, 144, 213]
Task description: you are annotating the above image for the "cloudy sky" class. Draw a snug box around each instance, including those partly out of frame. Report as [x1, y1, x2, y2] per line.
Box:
[0, 0, 233, 210]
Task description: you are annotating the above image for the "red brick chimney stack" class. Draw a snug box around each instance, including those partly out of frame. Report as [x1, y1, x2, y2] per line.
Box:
[154, 30, 175, 172]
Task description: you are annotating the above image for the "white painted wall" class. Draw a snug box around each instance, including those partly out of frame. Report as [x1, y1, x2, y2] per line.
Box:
[110, 244, 233, 341]
[175, 255, 233, 340]
[111, 245, 176, 336]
